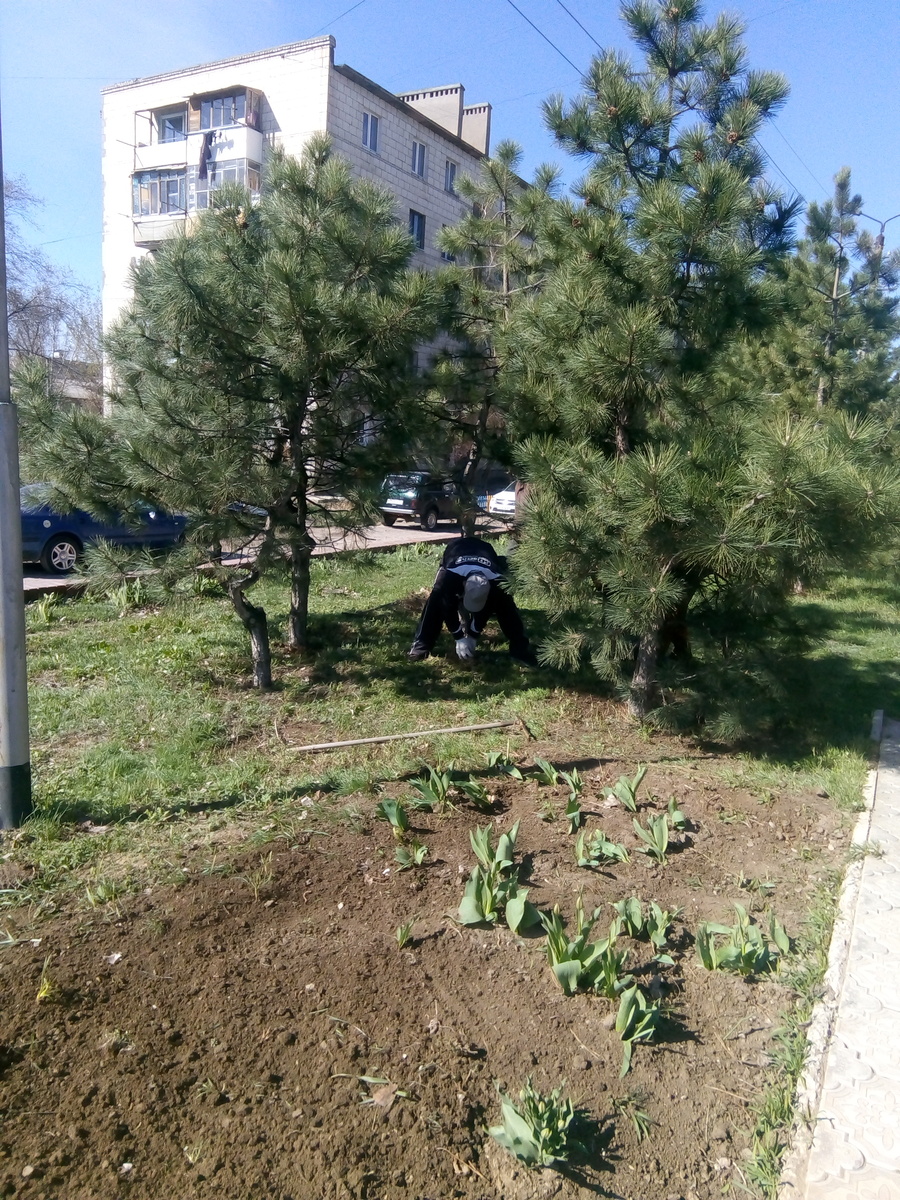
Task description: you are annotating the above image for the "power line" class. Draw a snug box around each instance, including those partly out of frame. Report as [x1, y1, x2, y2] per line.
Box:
[552, 0, 603, 49]
[492, 86, 559, 107]
[768, 122, 828, 198]
[753, 135, 806, 203]
[500, 0, 583, 74]
[747, 0, 817, 26]
[312, 0, 370, 37]
[38, 233, 101, 246]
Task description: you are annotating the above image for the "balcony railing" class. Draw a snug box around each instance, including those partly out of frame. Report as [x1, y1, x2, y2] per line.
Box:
[134, 124, 263, 172]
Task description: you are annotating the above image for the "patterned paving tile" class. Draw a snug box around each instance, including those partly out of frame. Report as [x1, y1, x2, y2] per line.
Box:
[802, 726, 900, 1198]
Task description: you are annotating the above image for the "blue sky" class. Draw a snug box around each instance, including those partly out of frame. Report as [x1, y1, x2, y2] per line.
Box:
[2, 0, 899, 291]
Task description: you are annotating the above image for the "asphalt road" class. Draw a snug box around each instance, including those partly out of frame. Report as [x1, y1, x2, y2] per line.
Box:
[21, 518, 504, 597]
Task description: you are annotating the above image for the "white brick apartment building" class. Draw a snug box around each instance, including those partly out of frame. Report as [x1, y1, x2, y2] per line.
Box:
[100, 35, 492, 338]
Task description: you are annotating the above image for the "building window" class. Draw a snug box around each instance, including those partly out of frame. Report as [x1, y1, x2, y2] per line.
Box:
[362, 112, 379, 152]
[200, 93, 246, 130]
[133, 168, 186, 216]
[409, 210, 426, 250]
[411, 141, 426, 178]
[444, 159, 457, 194]
[157, 107, 186, 143]
[194, 159, 261, 209]
[439, 225, 456, 262]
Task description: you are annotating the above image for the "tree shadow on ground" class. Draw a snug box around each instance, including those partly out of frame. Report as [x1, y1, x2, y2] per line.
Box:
[722, 597, 900, 764]
[298, 598, 605, 704]
[53, 589, 897, 832]
[295, 582, 900, 768]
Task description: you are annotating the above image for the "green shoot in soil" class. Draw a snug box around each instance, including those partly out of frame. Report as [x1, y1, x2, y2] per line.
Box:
[458, 821, 540, 932]
[666, 797, 687, 829]
[560, 767, 583, 798]
[489, 1078, 578, 1168]
[616, 984, 665, 1076]
[456, 778, 493, 811]
[411, 766, 453, 812]
[695, 904, 789, 976]
[375, 798, 409, 838]
[541, 896, 631, 997]
[611, 896, 646, 940]
[394, 841, 428, 870]
[607, 765, 648, 812]
[632, 813, 670, 864]
[645, 901, 681, 958]
[533, 757, 560, 786]
[486, 749, 525, 781]
[395, 919, 416, 949]
[612, 1091, 654, 1143]
[564, 794, 582, 834]
[575, 829, 630, 866]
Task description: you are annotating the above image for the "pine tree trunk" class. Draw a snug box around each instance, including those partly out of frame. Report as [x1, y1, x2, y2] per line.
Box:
[628, 628, 660, 720]
[817, 256, 842, 408]
[459, 392, 493, 535]
[227, 576, 272, 689]
[284, 444, 315, 653]
[288, 537, 314, 653]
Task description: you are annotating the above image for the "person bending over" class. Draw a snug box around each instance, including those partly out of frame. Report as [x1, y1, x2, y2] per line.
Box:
[407, 537, 536, 665]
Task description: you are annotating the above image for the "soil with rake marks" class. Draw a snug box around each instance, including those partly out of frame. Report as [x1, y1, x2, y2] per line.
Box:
[0, 738, 845, 1200]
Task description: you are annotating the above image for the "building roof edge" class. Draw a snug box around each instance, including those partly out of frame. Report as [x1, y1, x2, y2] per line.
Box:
[333, 63, 485, 158]
[101, 36, 336, 95]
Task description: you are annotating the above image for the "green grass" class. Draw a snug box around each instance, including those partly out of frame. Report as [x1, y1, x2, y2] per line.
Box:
[15, 560, 900, 916]
[713, 572, 900, 808]
[13, 558, 900, 1194]
[738, 873, 842, 1197]
[20, 544, 579, 846]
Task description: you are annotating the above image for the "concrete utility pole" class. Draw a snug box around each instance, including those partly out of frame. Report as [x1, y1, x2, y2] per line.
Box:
[0, 98, 33, 827]
[860, 211, 900, 273]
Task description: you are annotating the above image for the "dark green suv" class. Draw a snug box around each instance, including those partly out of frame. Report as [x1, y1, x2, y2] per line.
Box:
[380, 473, 461, 531]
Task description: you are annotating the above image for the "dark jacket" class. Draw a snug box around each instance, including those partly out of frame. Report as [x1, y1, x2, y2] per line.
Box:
[441, 537, 506, 579]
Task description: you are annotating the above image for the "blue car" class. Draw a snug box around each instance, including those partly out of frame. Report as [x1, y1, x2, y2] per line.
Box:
[21, 484, 186, 574]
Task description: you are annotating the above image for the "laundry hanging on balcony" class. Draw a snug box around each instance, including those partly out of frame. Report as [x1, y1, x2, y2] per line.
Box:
[198, 130, 216, 181]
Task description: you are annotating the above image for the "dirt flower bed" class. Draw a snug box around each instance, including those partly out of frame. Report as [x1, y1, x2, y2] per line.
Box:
[0, 735, 846, 1200]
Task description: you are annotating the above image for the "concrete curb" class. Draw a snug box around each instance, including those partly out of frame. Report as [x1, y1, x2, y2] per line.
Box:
[777, 710, 882, 1198]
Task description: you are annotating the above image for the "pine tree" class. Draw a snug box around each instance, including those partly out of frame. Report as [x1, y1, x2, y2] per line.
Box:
[735, 169, 900, 418]
[426, 142, 558, 525]
[20, 138, 441, 685]
[501, 1, 897, 723]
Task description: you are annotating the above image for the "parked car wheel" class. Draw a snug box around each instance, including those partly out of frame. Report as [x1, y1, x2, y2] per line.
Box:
[41, 534, 81, 574]
[383, 514, 397, 526]
[420, 507, 439, 532]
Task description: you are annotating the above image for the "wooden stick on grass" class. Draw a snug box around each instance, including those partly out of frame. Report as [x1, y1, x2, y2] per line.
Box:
[292, 719, 519, 753]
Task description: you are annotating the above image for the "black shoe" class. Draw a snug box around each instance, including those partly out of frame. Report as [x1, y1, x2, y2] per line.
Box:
[509, 646, 538, 668]
[408, 645, 430, 661]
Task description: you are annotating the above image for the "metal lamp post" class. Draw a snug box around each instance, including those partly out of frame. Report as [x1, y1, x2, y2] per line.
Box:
[0, 98, 33, 827]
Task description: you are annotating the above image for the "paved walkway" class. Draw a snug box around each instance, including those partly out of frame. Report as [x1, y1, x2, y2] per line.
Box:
[785, 715, 900, 1199]
[22, 520, 496, 597]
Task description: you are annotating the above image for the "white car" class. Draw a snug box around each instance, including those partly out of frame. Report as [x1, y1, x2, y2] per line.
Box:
[489, 485, 516, 517]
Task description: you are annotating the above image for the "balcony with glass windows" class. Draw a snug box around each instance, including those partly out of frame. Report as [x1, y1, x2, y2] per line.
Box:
[132, 157, 261, 246]
[134, 123, 264, 173]
[132, 166, 187, 247]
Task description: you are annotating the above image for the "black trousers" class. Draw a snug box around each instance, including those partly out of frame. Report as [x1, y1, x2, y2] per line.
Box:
[411, 568, 530, 656]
